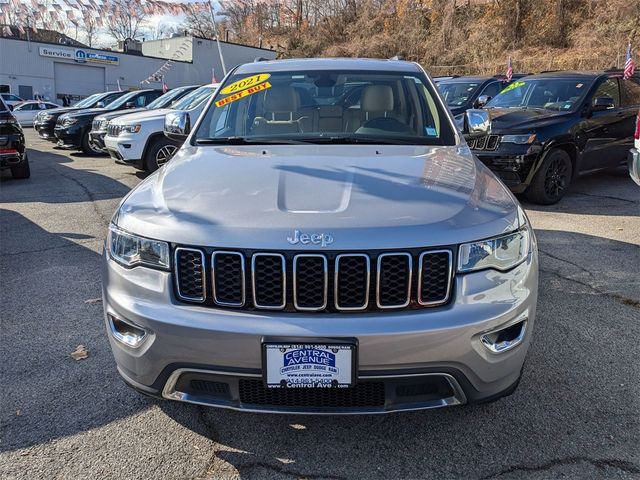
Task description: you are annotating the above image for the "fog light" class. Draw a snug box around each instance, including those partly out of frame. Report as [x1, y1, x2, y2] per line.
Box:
[481, 319, 527, 353]
[108, 314, 148, 348]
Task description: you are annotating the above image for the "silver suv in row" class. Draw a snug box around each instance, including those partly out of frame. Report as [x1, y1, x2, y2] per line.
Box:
[102, 58, 538, 414]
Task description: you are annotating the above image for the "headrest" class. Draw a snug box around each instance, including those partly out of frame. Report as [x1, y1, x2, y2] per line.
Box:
[264, 86, 300, 112]
[361, 85, 394, 112]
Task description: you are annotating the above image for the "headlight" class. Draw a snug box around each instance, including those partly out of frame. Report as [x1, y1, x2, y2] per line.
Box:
[108, 224, 169, 270]
[501, 134, 536, 144]
[120, 124, 141, 134]
[63, 117, 78, 126]
[458, 227, 530, 272]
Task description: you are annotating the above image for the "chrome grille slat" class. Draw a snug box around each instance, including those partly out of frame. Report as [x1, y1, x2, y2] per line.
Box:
[376, 253, 412, 309]
[470, 134, 500, 151]
[174, 247, 206, 302]
[417, 250, 453, 306]
[293, 254, 328, 311]
[211, 251, 245, 307]
[334, 254, 370, 311]
[252, 253, 286, 310]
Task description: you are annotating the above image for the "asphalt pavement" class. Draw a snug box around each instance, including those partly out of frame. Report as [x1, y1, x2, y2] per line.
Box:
[0, 130, 638, 479]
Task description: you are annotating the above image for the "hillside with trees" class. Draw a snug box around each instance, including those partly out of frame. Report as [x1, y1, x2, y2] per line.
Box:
[187, 0, 640, 76]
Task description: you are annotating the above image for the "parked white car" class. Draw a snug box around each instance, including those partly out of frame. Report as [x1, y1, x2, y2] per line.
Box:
[104, 84, 219, 172]
[11, 101, 60, 127]
[1, 93, 24, 109]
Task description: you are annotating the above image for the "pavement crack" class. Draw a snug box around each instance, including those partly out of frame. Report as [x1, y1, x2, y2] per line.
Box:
[540, 268, 640, 309]
[233, 461, 346, 480]
[480, 456, 640, 479]
[52, 166, 111, 225]
[538, 248, 593, 277]
[571, 191, 638, 204]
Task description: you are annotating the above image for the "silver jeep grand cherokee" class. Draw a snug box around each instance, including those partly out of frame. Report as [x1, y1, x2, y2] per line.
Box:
[102, 58, 538, 414]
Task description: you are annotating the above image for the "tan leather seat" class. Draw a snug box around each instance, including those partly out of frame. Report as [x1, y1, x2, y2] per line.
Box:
[345, 85, 395, 132]
[252, 86, 303, 135]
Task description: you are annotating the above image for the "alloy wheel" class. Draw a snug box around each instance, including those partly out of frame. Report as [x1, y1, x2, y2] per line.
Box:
[543, 157, 568, 198]
[156, 145, 177, 168]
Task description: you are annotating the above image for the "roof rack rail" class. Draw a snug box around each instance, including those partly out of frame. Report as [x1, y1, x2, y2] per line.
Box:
[253, 57, 270, 62]
[389, 55, 404, 61]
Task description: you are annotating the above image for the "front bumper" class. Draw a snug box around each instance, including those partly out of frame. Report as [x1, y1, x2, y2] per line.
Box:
[34, 120, 57, 141]
[473, 143, 542, 193]
[104, 133, 143, 166]
[54, 125, 83, 148]
[629, 148, 640, 186]
[102, 246, 538, 414]
[89, 130, 107, 152]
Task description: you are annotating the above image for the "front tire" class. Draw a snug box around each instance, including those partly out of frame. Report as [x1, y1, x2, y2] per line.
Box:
[81, 130, 103, 156]
[11, 153, 31, 179]
[144, 138, 178, 172]
[525, 149, 572, 205]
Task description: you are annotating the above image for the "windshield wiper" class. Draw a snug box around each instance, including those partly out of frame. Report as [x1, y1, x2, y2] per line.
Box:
[296, 136, 423, 145]
[195, 136, 313, 145]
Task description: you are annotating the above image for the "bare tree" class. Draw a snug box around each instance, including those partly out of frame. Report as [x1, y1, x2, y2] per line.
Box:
[105, 0, 148, 41]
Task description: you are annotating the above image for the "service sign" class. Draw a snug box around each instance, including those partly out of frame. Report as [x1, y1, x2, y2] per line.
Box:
[264, 343, 355, 388]
[39, 47, 119, 66]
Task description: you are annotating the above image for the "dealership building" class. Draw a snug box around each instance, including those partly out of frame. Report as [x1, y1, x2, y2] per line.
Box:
[0, 34, 276, 103]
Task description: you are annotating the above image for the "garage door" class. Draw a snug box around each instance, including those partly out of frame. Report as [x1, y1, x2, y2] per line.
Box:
[54, 62, 105, 99]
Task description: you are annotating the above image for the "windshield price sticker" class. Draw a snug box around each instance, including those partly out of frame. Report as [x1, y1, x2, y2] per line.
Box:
[500, 80, 526, 94]
[264, 343, 354, 388]
[215, 81, 271, 107]
[220, 73, 271, 95]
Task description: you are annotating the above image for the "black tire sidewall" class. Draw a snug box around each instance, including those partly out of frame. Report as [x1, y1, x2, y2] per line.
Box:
[526, 149, 572, 205]
[81, 130, 101, 156]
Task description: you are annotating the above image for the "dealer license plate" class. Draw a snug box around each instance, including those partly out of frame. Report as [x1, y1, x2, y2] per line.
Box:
[263, 343, 355, 388]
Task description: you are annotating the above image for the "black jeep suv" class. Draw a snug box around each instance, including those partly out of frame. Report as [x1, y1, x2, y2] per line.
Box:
[54, 89, 162, 155]
[0, 98, 29, 179]
[437, 74, 527, 117]
[469, 70, 640, 204]
[33, 91, 126, 142]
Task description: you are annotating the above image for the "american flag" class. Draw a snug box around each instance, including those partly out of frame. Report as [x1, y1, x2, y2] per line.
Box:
[211, 67, 218, 84]
[624, 43, 635, 80]
[162, 77, 169, 94]
[506, 56, 513, 82]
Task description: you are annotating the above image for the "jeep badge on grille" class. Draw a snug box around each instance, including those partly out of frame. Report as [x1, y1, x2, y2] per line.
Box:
[287, 230, 334, 247]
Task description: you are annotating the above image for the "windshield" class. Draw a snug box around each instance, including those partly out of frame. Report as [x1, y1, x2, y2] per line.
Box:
[486, 78, 592, 111]
[75, 93, 102, 108]
[438, 81, 481, 107]
[194, 70, 455, 145]
[104, 91, 138, 109]
[146, 87, 192, 109]
[172, 86, 216, 111]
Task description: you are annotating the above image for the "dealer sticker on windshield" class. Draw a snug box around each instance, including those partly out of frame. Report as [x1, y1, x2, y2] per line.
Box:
[220, 73, 271, 95]
[214, 81, 271, 107]
[264, 343, 355, 388]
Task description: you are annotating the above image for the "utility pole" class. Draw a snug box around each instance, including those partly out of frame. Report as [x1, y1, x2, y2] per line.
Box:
[208, 1, 227, 76]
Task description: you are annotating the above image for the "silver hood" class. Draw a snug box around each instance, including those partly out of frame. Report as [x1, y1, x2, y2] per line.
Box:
[117, 144, 521, 249]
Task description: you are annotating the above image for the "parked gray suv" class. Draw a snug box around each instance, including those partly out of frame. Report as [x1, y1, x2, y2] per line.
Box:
[102, 58, 538, 414]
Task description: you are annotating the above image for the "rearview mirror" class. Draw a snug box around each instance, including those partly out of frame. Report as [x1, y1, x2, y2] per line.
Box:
[474, 95, 491, 108]
[591, 96, 615, 111]
[164, 111, 191, 141]
[463, 109, 490, 138]
[96, 101, 105, 108]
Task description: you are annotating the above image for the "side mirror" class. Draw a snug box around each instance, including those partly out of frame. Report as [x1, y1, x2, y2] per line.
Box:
[96, 101, 105, 108]
[591, 96, 615, 111]
[474, 95, 491, 109]
[463, 109, 490, 138]
[125, 101, 136, 109]
[164, 111, 191, 141]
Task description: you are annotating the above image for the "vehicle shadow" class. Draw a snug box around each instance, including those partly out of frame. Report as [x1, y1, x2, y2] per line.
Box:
[520, 166, 639, 216]
[158, 228, 640, 479]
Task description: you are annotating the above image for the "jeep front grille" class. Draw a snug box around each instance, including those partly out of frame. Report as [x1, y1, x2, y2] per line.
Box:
[107, 124, 121, 137]
[174, 248, 454, 313]
[468, 134, 500, 151]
